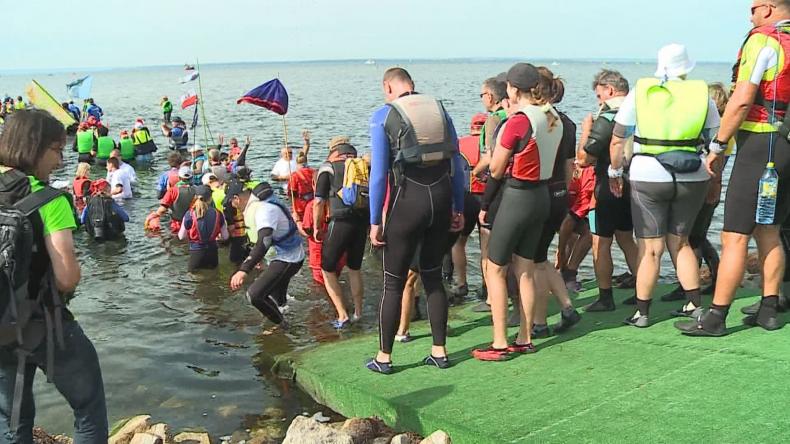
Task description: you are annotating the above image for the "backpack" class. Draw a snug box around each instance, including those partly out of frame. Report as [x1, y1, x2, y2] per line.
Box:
[0, 170, 69, 430]
[337, 158, 370, 211]
[85, 196, 124, 241]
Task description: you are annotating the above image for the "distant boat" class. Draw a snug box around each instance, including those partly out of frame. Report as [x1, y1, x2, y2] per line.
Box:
[184, 64, 195, 71]
[364, 59, 376, 65]
[551, 61, 560, 66]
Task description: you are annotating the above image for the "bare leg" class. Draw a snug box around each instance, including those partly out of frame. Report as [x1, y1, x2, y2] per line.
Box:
[636, 237, 665, 302]
[485, 260, 510, 349]
[396, 271, 420, 336]
[712, 231, 750, 306]
[480, 228, 491, 304]
[593, 235, 614, 290]
[568, 227, 592, 271]
[512, 256, 537, 345]
[348, 269, 363, 319]
[755, 225, 785, 297]
[615, 229, 640, 275]
[452, 236, 469, 286]
[322, 270, 348, 322]
[666, 234, 699, 292]
[533, 266, 550, 325]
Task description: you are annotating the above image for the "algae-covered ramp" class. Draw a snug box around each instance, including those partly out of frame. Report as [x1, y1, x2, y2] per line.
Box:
[293, 285, 790, 443]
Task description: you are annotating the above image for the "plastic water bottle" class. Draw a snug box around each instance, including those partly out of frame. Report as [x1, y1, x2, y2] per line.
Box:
[756, 162, 779, 225]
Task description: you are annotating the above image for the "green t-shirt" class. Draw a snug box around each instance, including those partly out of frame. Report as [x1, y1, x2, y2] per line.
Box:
[29, 177, 77, 236]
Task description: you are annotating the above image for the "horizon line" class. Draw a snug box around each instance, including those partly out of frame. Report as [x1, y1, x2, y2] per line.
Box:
[0, 56, 734, 76]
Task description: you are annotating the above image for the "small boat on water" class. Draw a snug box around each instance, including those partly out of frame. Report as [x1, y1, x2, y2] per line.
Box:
[184, 64, 195, 71]
[364, 59, 376, 65]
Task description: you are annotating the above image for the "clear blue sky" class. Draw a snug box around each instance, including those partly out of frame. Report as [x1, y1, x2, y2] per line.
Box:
[1, 0, 751, 71]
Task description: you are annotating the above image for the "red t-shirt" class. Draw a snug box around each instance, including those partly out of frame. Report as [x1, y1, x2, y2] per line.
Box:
[160, 185, 181, 208]
[500, 114, 539, 182]
[569, 166, 596, 219]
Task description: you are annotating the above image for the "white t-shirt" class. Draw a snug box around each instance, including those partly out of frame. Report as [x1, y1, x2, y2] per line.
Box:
[270, 158, 298, 179]
[253, 198, 305, 263]
[119, 161, 137, 184]
[615, 84, 720, 183]
[108, 169, 133, 199]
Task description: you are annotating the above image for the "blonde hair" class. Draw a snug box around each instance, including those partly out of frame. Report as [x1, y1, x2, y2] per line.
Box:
[193, 196, 208, 219]
[296, 152, 307, 165]
[75, 162, 91, 179]
[709, 82, 729, 117]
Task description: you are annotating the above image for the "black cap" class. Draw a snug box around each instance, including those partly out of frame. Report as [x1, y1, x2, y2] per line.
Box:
[172, 116, 185, 123]
[194, 185, 213, 201]
[236, 166, 252, 181]
[506, 63, 539, 91]
[252, 182, 274, 201]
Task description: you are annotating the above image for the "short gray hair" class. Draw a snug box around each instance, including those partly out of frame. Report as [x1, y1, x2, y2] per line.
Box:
[482, 77, 507, 103]
[592, 69, 629, 94]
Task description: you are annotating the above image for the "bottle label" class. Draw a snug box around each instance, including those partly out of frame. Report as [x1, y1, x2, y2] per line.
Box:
[762, 181, 779, 198]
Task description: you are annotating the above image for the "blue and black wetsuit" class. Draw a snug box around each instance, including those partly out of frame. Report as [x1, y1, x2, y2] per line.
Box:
[369, 93, 465, 355]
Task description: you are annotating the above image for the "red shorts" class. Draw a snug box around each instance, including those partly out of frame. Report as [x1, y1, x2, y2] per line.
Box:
[307, 238, 346, 285]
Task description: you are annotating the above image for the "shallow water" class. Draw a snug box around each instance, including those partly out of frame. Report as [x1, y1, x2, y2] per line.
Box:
[0, 60, 732, 437]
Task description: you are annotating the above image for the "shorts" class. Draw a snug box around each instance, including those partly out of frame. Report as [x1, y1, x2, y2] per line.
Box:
[590, 193, 633, 238]
[534, 190, 569, 264]
[630, 180, 709, 239]
[321, 215, 368, 272]
[724, 130, 790, 234]
[461, 193, 481, 236]
[488, 183, 550, 265]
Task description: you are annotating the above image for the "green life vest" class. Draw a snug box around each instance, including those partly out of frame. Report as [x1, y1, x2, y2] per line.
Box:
[479, 108, 508, 152]
[132, 128, 152, 146]
[119, 138, 135, 160]
[96, 136, 115, 159]
[243, 199, 263, 243]
[243, 180, 261, 191]
[76, 130, 95, 154]
[162, 101, 173, 113]
[634, 78, 709, 155]
[13, 101, 24, 110]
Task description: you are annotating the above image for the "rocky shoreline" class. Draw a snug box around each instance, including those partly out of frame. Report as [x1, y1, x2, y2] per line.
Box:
[33, 414, 452, 444]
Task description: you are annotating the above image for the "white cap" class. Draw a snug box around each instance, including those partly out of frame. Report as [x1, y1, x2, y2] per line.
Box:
[655, 43, 696, 79]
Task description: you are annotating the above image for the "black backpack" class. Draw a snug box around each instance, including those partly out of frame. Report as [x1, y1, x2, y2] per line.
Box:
[0, 169, 68, 430]
[85, 195, 124, 241]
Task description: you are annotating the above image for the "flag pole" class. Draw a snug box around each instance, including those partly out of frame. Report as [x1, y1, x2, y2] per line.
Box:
[282, 115, 297, 215]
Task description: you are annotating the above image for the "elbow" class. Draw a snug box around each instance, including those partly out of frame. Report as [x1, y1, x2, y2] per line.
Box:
[55, 268, 80, 294]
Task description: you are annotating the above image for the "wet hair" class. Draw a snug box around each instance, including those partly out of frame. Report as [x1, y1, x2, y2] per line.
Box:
[75, 162, 91, 179]
[167, 151, 182, 168]
[96, 125, 109, 137]
[708, 82, 729, 117]
[383, 67, 414, 87]
[592, 69, 630, 94]
[536, 67, 566, 104]
[0, 109, 65, 175]
[482, 77, 507, 103]
[107, 157, 119, 169]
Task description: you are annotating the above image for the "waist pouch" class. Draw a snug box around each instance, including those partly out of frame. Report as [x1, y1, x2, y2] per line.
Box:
[650, 151, 701, 174]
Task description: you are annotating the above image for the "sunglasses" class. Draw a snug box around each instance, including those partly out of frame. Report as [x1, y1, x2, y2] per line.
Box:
[479, 92, 491, 98]
[752, 3, 775, 14]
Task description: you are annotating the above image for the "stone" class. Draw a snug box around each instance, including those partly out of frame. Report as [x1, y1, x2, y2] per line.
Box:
[173, 432, 211, 444]
[282, 416, 354, 444]
[372, 439, 391, 444]
[109, 415, 152, 444]
[146, 423, 170, 442]
[217, 405, 240, 418]
[341, 417, 385, 444]
[32, 427, 57, 444]
[229, 430, 251, 443]
[130, 433, 164, 444]
[390, 433, 422, 444]
[746, 252, 760, 275]
[419, 430, 451, 444]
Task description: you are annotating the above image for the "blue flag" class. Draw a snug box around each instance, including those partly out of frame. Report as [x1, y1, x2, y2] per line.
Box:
[67, 76, 93, 99]
[237, 78, 289, 115]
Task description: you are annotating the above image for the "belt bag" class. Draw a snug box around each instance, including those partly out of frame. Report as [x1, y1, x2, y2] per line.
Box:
[652, 151, 701, 174]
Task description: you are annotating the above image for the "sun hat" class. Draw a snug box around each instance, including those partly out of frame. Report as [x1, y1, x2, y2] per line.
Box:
[655, 43, 696, 78]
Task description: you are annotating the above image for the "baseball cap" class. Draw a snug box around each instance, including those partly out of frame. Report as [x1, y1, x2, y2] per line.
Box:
[178, 166, 192, 179]
[506, 63, 540, 91]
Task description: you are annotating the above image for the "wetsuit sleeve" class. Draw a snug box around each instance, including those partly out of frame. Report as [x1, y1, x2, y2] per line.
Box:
[584, 116, 615, 159]
[239, 227, 274, 273]
[500, 114, 533, 150]
[80, 206, 88, 225]
[481, 176, 503, 211]
[314, 170, 332, 200]
[369, 105, 392, 225]
[446, 113, 465, 213]
[112, 202, 130, 222]
[236, 143, 250, 167]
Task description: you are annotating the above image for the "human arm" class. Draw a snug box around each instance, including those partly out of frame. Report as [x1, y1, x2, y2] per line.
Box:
[178, 219, 188, 240]
[236, 140, 250, 167]
[112, 202, 130, 222]
[300, 130, 311, 157]
[576, 113, 597, 167]
[45, 231, 81, 293]
[313, 170, 331, 242]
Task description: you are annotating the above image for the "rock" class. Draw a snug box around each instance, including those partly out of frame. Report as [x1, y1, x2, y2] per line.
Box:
[217, 405, 239, 418]
[746, 252, 760, 275]
[282, 416, 354, 444]
[160, 397, 188, 409]
[52, 436, 74, 444]
[228, 430, 250, 444]
[146, 423, 170, 442]
[33, 427, 57, 444]
[130, 433, 164, 444]
[341, 417, 386, 444]
[390, 433, 422, 444]
[312, 412, 331, 423]
[262, 407, 286, 419]
[372, 439, 391, 444]
[173, 432, 211, 444]
[419, 430, 451, 444]
[109, 415, 152, 444]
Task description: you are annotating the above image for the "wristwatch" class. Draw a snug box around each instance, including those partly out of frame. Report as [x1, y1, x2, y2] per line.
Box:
[608, 165, 624, 178]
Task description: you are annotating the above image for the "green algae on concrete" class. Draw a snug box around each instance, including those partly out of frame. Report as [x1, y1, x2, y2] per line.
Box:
[292, 285, 790, 443]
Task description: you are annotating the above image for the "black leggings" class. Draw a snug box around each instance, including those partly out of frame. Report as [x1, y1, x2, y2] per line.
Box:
[246, 260, 303, 324]
[229, 236, 250, 265]
[379, 170, 452, 354]
[188, 247, 218, 271]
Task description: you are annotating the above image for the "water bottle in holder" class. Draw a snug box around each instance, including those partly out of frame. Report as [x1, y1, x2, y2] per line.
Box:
[756, 162, 779, 225]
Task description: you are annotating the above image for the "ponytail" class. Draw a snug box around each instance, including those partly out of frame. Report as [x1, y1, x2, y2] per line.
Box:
[193, 196, 208, 219]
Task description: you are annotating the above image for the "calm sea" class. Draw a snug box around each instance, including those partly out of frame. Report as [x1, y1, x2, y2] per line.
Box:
[0, 59, 733, 437]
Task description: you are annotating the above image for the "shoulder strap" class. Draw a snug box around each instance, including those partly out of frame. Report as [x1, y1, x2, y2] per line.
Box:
[14, 187, 66, 216]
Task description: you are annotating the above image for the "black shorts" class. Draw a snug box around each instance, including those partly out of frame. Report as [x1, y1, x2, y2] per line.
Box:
[724, 130, 790, 234]
[689, 201, 718, 243]
[534, 190, 569, 264]
[590, 188, 633, 238]
[321, 215, 368, 272]
[188, 246, 219, 271]
[488, 184, 550, 265]
[461, 193, 481, 236]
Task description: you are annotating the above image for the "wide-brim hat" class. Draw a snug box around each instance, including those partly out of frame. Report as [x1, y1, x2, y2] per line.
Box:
[655, 43, 696, 78]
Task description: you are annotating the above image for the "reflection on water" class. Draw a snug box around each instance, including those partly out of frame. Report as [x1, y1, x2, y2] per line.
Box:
[0, 60, 732, 437]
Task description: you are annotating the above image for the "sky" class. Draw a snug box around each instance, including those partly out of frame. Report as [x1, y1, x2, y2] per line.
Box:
[1, 0, 752, 72]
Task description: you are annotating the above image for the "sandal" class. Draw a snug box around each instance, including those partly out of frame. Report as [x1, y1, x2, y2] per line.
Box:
[507, 342, 537, 354]
[331, 318, 351, 329]
[471, 346, 510, 361]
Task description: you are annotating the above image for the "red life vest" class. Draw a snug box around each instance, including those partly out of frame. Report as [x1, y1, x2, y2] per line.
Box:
[458, 134, 484, 194]
[186, 209, 222, 244]
[734, 25, 790, 127]
[291, 167, 315, 199]
[73, 177, 91, 198]
[166, 169, 179, 190]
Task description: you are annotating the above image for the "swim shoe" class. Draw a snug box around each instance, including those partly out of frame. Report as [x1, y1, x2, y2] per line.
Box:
[741, 295, 789, 315]
[624, 311, 649, 328]
[532, 324, 550, 338]
[670, 302, 703, 318]
[507, 310, 521, 327]
[331, 319, 351, 329]
[452, 284, 469, 298]
[472, 346, 511, 361]
[423, 355, 451, 369]
[553, 307, 582, 334]
[365, 358, 393, 375]
[395, 333, 413, 343]
[584, 298, 616, 312]
[742, 298, 784, 331]
[471, 302, 492, 313]
[507, 342, 537, 354]
[660, 285, 685, 302]
[616, 273, 636, 289]
[674, 308, 728, 337]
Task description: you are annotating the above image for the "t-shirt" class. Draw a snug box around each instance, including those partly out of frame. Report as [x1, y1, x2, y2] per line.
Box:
[270, 158, 298, 179]
[29, 177, 77, 236]
[108, 169, 133, 199]
[614, 86, 720, 183]
[315, 168, 332, 200]
[119, 161, 137, 184]
[253, 199, 305, 263]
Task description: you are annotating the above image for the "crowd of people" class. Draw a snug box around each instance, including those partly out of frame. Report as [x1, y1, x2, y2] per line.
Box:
[0, 1, 789, 440]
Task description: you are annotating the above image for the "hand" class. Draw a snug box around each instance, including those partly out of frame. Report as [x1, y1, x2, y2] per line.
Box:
[450, 212, 464, 232]
[581, 113, 594, 135]
[245, 136, 251, 145]
[218, 134, 225, 145]
[572, 163, 583, 180]
[302, 130, 311, 142]
[705, 153, 722, 177]
[478, 210, 488, 227]
[609, 177, 624, 198]
[230, 271, 247, 290]
[370, 224, 385, 247]
[297, 225, 309, 238]
[313, 229, 323, 243]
